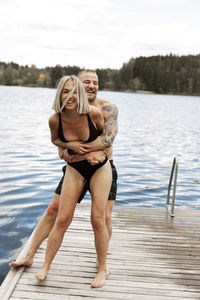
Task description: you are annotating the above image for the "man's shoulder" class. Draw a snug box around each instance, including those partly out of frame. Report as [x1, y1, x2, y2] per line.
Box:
[98, 98, 117, 111]
[97, 98, 118, 113]
[97, 98, 118, 120]
[97, 97, 113, 107]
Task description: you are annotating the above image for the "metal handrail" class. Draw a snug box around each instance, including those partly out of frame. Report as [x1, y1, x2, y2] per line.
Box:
[166, 157, 178, 217]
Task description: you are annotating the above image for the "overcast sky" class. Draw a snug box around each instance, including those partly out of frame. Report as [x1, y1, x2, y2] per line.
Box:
[0, 0, 199, 69]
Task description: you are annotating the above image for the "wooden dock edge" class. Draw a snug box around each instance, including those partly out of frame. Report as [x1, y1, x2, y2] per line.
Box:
[0, 229, 36, 300]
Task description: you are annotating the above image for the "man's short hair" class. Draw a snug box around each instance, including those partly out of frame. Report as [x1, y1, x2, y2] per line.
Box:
[78, 69, 97, 77]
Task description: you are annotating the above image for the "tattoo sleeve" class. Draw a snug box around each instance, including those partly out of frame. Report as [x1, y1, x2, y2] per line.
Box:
[101, 104, 118, 147]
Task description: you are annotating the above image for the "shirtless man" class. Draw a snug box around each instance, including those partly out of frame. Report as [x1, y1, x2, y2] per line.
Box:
[9, 70, 118, 282]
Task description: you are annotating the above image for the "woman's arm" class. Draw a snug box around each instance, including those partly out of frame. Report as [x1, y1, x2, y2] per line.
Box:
[49, 114, 89, 154]
[58, 148, 85, 163]
[60, 148, 106, 164]
[89, 106, 105, 132]
[49, 114, 68, 149]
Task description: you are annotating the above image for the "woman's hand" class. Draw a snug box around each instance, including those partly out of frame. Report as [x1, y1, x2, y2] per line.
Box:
[67, 141, 90, 155]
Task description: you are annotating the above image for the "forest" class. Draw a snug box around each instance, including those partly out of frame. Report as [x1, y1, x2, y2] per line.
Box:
[0, 54, 200, 96]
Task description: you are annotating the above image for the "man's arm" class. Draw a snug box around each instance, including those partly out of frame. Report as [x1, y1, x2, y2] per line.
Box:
[83, 103, 118, 151]
[59, 148, 106, 164]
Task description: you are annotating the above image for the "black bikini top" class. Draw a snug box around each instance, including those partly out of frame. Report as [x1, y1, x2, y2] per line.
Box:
[58, 113, 101, 152]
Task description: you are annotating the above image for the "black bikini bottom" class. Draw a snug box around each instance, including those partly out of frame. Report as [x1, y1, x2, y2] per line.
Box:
[68, 157, 108, 180]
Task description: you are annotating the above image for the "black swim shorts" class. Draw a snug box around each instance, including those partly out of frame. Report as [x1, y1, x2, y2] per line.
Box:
[55, 160, 118, 202]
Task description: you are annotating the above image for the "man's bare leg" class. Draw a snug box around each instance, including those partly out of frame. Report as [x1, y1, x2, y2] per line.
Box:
[9, 193, 59, 268]
[90, 162, 112, 288]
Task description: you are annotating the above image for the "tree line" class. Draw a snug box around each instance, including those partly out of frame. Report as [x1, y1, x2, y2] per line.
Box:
[0, 54, 200, 96]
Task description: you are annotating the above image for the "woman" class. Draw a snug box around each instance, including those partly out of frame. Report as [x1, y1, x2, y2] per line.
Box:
[35, 75, 112, 288]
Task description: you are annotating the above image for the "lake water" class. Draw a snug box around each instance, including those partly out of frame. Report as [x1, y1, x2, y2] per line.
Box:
[0, 86, 199, 285]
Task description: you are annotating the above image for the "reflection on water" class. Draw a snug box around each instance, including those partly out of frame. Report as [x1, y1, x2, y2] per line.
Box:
[0, 86, 200, 284]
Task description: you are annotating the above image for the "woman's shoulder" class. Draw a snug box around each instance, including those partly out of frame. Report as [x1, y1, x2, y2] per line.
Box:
[49, 112, 59, 125]
[88, 105, 102, 118]
[88, 105, 104, 127]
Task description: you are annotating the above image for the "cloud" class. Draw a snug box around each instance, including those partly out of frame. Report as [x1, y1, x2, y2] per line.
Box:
[0, 0, 199, 69]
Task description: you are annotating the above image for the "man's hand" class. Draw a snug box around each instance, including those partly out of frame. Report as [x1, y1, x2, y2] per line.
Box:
[67, 141, 90, 155]
[61, 149, 74, 163]
[58, 148, 73, 162]
[85, 151, 106, 165]
[58, 147, 65, 159]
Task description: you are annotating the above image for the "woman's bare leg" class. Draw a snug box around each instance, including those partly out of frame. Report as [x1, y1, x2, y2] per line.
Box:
[90, 161, 112, 288]
[35, 166, 85, 280]
[96, 199, 115, 267]
[105, 200, 115, 242]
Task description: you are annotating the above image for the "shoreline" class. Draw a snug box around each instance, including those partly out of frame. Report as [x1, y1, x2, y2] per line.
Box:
[1, 84, 200, 97]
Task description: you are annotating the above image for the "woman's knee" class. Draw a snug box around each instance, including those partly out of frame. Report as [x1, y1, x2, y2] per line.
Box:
[91, 214, 105, 229]
[56, 214, 73, 229]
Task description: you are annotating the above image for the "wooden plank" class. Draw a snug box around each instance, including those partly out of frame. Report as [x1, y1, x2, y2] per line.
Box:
[17, 276, 200, 293]
[21, 271, 200, 287]
[12, 282, 200, 298]
[1, 206, 200, 299]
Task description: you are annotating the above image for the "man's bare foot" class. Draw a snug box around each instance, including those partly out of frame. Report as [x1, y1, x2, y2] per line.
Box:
[9, 256, 33, 268]
[91, 268, 110, 288]
[35, 267, 49, 281]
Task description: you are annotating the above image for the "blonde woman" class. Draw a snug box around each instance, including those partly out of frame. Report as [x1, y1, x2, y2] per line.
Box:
[35, 75, 112, 288]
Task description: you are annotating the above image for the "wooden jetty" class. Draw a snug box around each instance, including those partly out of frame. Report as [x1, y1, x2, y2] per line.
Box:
[1, 205, 200, 299]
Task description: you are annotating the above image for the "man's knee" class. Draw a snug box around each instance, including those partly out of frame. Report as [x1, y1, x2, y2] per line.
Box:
[105, 200, 114, 224]
[46, 194, 59, 219]
[105, 212, 111, 226]
[46, 204, 58, 218]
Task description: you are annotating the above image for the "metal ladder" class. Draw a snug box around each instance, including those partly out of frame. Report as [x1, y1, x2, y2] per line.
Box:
[166, 157, 178, 217]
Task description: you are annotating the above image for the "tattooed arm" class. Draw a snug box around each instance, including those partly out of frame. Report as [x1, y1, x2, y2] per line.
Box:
[101, 103, 118, 147]
[82, 103, 118, 151]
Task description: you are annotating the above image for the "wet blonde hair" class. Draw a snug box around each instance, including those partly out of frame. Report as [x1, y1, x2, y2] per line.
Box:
[52, 75, 89, 114]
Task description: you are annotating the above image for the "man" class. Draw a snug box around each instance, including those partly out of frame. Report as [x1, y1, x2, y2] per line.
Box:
[9, 70, 118, 273]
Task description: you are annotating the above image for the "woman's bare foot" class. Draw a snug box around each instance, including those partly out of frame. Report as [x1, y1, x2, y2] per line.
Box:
[91, 268, 110, 288]
[96, 258, 99, 267]
[9, 256, 33, 268]
[35, 267, 49, 281]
